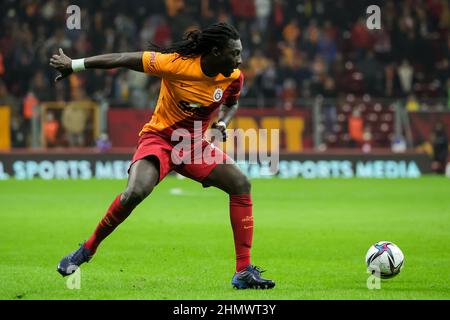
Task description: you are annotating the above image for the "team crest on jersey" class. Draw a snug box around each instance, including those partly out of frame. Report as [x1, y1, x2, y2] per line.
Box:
[213, 88, 223, 102]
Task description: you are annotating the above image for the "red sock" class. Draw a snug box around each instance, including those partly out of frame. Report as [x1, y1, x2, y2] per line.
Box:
[230, 194, 253, 272]
[84, 194, 135, 254]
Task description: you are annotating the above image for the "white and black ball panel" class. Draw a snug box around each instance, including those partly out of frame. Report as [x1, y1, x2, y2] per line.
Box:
[366, 241, 404, 279]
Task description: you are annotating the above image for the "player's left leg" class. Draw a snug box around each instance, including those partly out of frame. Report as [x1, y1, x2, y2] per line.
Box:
[201, 162, 253, 266]
[175, 140, 275, 289]
[200, 163, 275, 289]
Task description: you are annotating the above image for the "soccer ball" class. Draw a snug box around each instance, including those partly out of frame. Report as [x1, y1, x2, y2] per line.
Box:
[365, 241, 404, 279]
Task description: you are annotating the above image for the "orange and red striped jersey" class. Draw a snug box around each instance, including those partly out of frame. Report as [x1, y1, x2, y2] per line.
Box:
[140, 51, 243, 138]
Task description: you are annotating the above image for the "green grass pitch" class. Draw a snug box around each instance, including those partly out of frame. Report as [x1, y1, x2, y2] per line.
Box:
[1, 176, 449, 300]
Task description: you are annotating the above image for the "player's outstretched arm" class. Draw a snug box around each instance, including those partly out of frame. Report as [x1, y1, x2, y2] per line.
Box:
[49, 48, 144, 82]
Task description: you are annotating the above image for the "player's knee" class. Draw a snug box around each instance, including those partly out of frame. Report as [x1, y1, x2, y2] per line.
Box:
[229, 176, 251, 195]
[120, 190, 141, 207]
[121, 187, 152, 207]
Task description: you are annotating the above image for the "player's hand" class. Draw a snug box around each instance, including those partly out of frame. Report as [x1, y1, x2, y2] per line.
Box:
[49, 48, 73, 82]
[211, 121, 228, 142]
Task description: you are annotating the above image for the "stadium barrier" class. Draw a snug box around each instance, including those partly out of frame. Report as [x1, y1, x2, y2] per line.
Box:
[408, 112, 450, 143]
[4, 101, 449, 152]
[0, 105, 11, 150]
[0, 149, 431, 180]
[108, 108, 312, 151]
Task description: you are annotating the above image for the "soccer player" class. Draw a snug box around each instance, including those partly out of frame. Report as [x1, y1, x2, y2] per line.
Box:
[49, 23, 275, 289]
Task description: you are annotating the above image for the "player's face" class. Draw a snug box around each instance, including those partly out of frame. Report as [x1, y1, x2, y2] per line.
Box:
[218, 39, 242, 77]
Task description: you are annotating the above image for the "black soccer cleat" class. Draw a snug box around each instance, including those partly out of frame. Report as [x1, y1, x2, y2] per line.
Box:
[57, 242, 93, 277]
[231, 265, 275, 289]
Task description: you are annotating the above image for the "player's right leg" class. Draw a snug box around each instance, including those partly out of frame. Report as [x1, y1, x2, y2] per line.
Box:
[57, 157, 160, 277]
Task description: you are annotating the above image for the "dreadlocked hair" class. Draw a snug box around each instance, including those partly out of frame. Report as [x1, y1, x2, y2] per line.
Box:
[148, 22, 240, 58]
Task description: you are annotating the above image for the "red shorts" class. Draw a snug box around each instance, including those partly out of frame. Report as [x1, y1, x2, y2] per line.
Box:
[130, 132, 232, 184]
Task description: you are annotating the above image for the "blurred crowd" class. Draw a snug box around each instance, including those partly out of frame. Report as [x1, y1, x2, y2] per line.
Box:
[0, 0, 449, 148]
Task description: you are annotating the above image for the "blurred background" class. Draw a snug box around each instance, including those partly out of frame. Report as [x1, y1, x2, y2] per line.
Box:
[0, 0, 448, 178]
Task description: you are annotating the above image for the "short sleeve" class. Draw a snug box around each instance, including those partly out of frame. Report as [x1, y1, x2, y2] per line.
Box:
[225, 71, 244, 104]
[142, 51, 178, 77]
